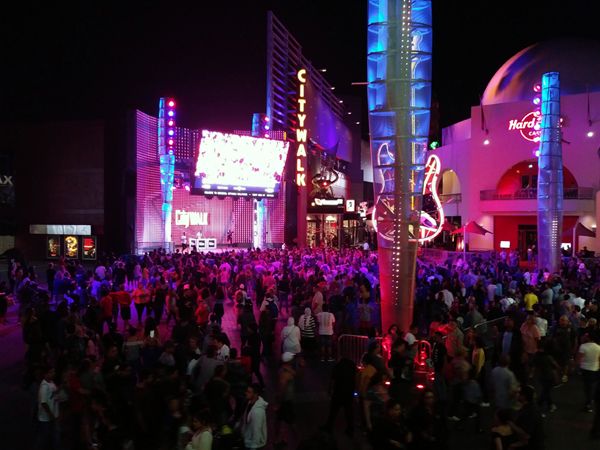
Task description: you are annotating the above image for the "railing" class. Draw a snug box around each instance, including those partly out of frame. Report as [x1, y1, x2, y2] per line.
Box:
[480, 187, 594, 200]
[337, 334, 382, 366]
[439, 193, 462, 203]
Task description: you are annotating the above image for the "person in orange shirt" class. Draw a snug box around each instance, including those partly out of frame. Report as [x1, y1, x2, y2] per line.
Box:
[132, 283, 151, 326]
[111, 285, 132, 331]
[99, 289, 113, 333]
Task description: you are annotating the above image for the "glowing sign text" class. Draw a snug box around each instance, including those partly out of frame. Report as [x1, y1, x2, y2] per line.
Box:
[296, 69, 307, 187]
[508, 111, 541, 142]
[175, 210, 209, 228]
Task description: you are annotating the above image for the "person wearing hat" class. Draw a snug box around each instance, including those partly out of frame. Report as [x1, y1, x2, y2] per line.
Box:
[275, 352, 296, 447]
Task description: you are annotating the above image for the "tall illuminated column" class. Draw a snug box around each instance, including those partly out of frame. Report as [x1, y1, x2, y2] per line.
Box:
[158, 98, 176, 250]
[367, 0, 432, 332]
[537, 72, 563, 273]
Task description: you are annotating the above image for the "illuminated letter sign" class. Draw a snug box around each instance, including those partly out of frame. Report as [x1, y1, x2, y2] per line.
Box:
[175, 210, 209, 228]
[507, 111, 541, 142]
[296, 69, 308, 187]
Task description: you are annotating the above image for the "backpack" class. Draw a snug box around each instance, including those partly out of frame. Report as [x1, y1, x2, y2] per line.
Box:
[266, 298, 279, 319]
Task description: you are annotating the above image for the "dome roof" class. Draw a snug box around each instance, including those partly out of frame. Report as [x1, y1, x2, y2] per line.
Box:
[482, 38, 600, 105]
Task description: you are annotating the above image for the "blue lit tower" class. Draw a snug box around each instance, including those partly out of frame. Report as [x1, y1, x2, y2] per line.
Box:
[537, 72, 563, 273]
[158, 98, 176, 250]
[367, 0, 432, 332]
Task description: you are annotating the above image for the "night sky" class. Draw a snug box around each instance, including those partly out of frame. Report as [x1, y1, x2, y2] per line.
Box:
[3, 1, 600, 132]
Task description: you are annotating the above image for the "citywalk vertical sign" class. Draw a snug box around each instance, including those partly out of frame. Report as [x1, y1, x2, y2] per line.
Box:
[296, 68, 308, 187]
[296, 68, 308, 247]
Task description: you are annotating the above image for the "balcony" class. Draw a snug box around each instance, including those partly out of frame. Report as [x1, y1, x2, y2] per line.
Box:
[480, 187, 594, 201]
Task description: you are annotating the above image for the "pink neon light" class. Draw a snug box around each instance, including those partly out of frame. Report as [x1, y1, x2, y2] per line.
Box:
[168, 139, 174, 146]
[168, 100, 175, 107]
[371, 148, 444, 244]
[168, 120, 174, 126]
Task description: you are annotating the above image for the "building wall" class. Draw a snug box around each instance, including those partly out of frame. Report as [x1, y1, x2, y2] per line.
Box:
[434, 91, 600, 252]
[5, 121, 105, 260]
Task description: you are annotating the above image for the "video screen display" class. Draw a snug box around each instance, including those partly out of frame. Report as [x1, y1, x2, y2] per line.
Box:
[82, 236, 97, 260]
[64, 235, 79, 259]
[193, 130, 289, 198]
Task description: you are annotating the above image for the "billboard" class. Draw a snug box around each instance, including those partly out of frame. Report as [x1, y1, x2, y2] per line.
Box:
[63, 235, 79, 259]
[47, 236, 60, 258]
[193, 130, 289, 198]
[82, 236, 97, 260]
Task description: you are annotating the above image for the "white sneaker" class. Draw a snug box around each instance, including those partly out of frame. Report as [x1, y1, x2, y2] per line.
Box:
[448, 416, 461, 422]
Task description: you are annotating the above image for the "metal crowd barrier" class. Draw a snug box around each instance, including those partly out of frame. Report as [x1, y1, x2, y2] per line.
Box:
[337, 334, 382, 366]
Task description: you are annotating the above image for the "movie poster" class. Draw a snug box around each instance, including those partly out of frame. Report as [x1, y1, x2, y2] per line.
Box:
[64, 235, 79, 259]
[47, 236, 60, 258]
[82, 236, 97, 260]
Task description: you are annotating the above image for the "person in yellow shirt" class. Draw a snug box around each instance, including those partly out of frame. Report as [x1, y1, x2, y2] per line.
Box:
[523, 287, 538, 311]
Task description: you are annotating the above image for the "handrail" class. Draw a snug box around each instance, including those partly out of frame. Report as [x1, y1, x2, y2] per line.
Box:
[480, 187, 594, 200]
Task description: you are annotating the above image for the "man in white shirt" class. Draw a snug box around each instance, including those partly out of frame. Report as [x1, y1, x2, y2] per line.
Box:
[311, 284, 324, 315]
[215, 335, 230, 361]
[577, 333, 600, 412]
[37, 366, 60, 449]
[316, 303, 336, 362]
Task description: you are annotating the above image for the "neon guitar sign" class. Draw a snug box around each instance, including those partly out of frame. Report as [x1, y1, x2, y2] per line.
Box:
[372, 143, 444, 244]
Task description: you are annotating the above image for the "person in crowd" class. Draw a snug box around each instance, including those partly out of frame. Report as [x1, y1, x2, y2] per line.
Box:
[322, 355, 357, 436]
[577, 332, 600, 412]
[241, 383, 268, 450]
[317, 303, 336, 362]
[275, 352, 297, 448]
[408, 389, 447, 450]
[371, 399, 412, 450]
[490, 408, 530, 450]
[515, 384, 545, 450]
[281, 316, 301, 356]
[298, 307, 317, 357]
[491, 354, 519, 410]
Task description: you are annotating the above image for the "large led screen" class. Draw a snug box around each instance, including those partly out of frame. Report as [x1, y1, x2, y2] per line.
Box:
[193, 130, 289, 198]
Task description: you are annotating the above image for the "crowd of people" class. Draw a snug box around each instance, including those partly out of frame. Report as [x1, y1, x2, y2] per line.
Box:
[6, 245, 600, 449]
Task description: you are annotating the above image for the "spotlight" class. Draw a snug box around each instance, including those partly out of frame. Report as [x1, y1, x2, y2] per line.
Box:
[533, 83, 541, 93]
[587, 131, 594, 138]
[168, 100, 175, 107]
[168, 139, 174, 146]
[330, 86, 335, 90]
[168, 111, 174, 117]
[355, 121, 360, 125]
[483, 139, 490, 145]
[264, 116, 270, 122]
[528, 164, 533, 168]
[533, 96, 541, 106]
[168, 120, 174, 126]
[264, 125, 270, 130]
[535, 150, 540, 157]
[168, 130, 174, 136]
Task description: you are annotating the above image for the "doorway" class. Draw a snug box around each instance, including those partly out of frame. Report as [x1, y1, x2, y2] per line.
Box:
[518, 224, 537, 259]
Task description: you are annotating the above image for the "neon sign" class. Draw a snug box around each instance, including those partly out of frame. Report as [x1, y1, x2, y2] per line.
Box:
[508, 111, 541, 142]
[372, 147, 444, 244]
[296, 68, 307, 187]
[175, 210, 208, 228]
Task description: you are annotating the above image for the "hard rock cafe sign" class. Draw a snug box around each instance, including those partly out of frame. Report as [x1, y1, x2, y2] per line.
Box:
[507, 111, 541, 143]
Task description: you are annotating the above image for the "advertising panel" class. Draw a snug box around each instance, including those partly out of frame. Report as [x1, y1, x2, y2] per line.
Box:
[82, 236, 97, 260]
[47, 236, 60, 258]
[193, 130, 289, 198]
[63, 235, 79, 259]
